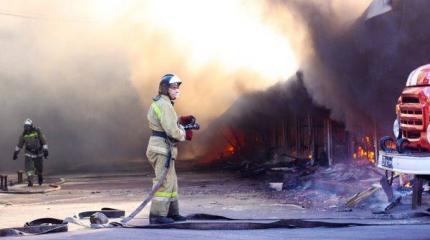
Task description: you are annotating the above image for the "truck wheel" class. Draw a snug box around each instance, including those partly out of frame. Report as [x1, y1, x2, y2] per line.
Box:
[380, 136, 396, 152]
[396, 138, 410, 153]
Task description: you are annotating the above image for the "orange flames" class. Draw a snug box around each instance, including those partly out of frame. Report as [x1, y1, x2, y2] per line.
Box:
[352, 136, 376, 164]
[226, 145, 235, 155]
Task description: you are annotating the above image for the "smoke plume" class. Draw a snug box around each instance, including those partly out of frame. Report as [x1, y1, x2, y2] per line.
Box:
[198, 0, 430, 161]
[3, 0, 427, 173]
[0, 0, 299, 173]
[281, 0, 430, 134]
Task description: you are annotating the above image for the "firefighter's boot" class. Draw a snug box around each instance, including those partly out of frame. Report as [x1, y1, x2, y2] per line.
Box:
[170, 215, 187, 222]
[38, 175, 43, 186]
[168, 200, 186, 222]
[27, 177, 33, 187]
[149, 214, 174, 224]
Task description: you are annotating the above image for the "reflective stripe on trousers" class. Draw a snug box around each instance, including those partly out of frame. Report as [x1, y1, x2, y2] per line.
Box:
[25, 153, 43, 158]
[153, 191, 178, 202]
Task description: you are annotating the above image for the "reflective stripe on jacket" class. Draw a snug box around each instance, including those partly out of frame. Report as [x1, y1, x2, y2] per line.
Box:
[17, 128, 47, 154]
[146, 95, 185, 156]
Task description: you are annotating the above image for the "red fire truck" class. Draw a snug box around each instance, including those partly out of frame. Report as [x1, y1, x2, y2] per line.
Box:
[379, 64, 430, 208]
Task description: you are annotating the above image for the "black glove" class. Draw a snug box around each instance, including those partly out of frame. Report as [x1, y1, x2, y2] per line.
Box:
[43, 149, 49, 159]
[179, 115, 200, 130]
[179, 115, 196, 126]
[13, 151, 18, 160]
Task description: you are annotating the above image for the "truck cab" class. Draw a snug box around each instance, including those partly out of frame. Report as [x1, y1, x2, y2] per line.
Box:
[378, 64, 430, 209]
[394, 64, 430, 151]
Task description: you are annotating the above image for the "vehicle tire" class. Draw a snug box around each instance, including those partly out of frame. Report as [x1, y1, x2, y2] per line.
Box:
[396, 138, 410, 153]
[380, 136, 395, 152]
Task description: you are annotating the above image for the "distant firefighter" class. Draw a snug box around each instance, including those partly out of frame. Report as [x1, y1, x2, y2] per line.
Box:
[13, 119, 49, 187]
[146, 73, 199, 224]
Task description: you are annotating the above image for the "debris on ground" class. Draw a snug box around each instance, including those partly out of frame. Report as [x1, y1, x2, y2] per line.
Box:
[256, 161, 396, 210]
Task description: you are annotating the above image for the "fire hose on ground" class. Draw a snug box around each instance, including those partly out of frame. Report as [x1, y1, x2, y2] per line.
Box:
[120, 137, 175, 224]
[0, 178, 66, 195]
[5, 209, 430, 237]
[3, 135, 430, 236]
[0, 137, 378, 237]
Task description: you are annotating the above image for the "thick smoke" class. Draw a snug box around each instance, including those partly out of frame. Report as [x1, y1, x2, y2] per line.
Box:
[198, 0, 430, 161]
[0, 0, 299, 173]
[0, 2, 151, 173]
[4, 0, 424, 173]
[0, 20, 147, 173]
[279, 0, 430, 135]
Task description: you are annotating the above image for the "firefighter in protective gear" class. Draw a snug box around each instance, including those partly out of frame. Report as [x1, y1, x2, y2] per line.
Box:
[13, 119, 48, 187]
[146, 73, 195, 224]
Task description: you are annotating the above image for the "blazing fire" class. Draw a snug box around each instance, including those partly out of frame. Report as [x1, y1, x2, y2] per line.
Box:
[352, 136, 376, 164]
[226, 146, 235, 155]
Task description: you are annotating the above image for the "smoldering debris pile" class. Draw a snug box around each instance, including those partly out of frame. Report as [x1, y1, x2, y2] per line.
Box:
[263, 162, 389, 210]
[314, 162, 381, 183]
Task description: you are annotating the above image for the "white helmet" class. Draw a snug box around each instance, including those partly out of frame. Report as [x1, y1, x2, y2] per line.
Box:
[161, 73, 182, 85]
[24, 118, 33, 126]
[159, 73, 182, 95]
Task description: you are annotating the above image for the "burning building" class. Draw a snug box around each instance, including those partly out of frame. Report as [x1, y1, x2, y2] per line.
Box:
[0, 0, 429, 175]
[198, 0, 430, 172]
[198, 71, 378, 173]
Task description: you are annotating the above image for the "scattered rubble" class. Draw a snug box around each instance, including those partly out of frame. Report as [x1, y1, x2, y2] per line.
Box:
[220, 159, 406, 210]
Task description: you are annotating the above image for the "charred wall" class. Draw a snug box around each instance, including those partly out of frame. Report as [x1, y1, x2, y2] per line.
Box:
[199, 72, 355, 170]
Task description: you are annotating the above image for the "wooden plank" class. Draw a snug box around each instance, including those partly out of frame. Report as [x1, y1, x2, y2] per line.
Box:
[345, 186, 379, 207]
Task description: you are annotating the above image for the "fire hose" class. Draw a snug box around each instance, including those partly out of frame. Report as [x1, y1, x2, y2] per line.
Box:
[3, 160, 430, 237]
[0, 178, 65, 194]
[0, 136, 174, 238]
[120, 121, 200, 224]
[5, 210, 430, 237]
[120, 138, 175, 225]
[7, 122, 430, 236]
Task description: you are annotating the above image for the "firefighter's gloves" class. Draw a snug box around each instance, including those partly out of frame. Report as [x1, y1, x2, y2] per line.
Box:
[179, 115, 195, 127]
[179, 115, 200, 130]
[43, 149, 49, 159]
[185, 129, 193, 141]
[13, 151, 18, 160]
[180, 115, 200, 141]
